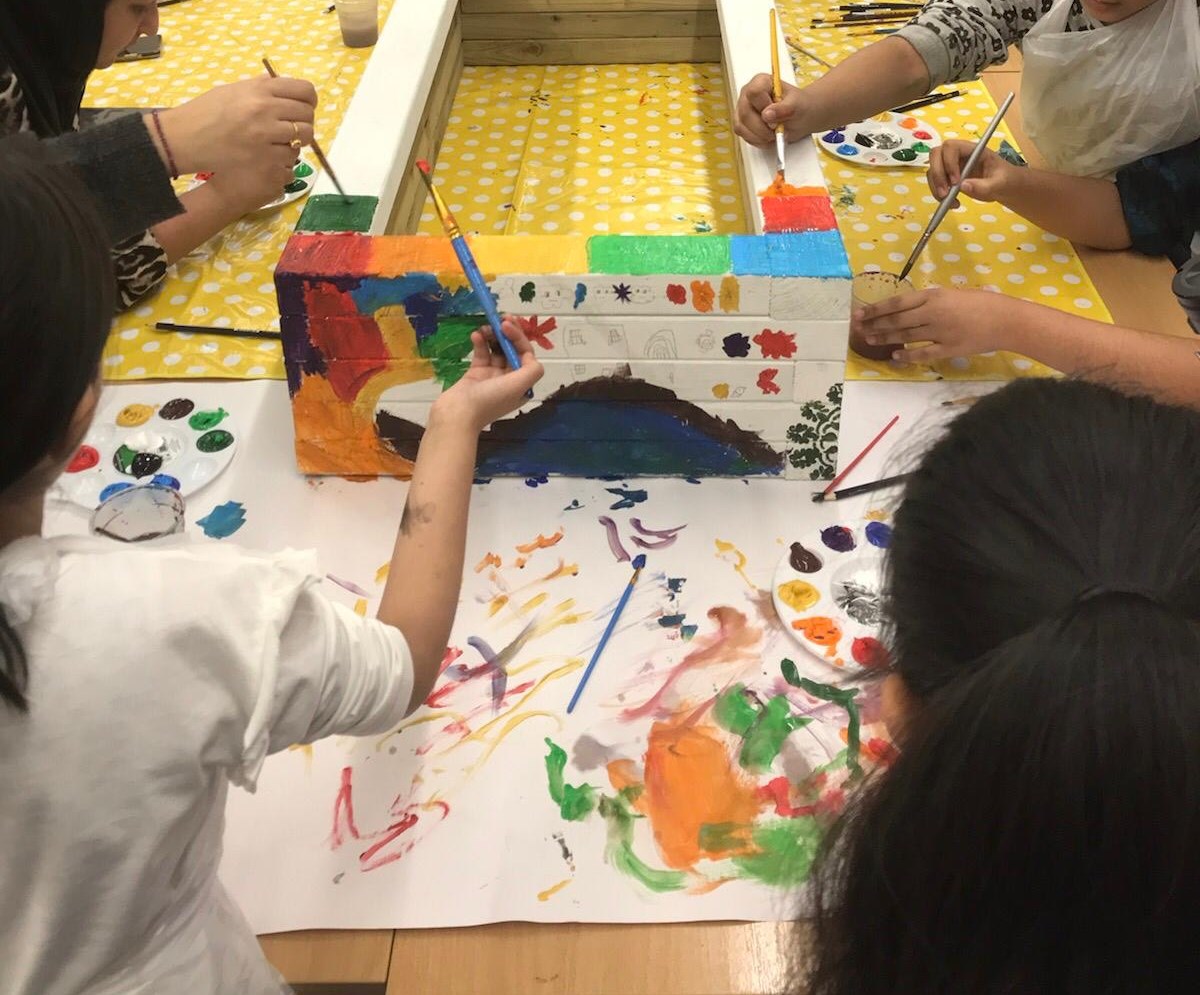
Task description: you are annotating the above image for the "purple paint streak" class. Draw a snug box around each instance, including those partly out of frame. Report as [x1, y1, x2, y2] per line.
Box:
[326, 574, 372, 598]
[631, 518, 687, 538]
[598, 516, 631, 562]
[467, 635, 507, 713]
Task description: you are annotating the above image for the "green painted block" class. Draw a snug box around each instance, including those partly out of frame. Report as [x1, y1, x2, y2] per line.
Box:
[296, 195, 379, 233]
[587, 234, 731, 276]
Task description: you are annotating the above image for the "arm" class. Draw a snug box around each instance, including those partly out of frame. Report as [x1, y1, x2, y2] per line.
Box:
[377, 319, 543, 710]
[856, 289, 1200, 408]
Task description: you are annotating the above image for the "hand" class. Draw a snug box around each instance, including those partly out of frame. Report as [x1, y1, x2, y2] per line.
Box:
[853, 288, 1012, 363]
[203, 161, 294, 216]
[927, 140, 1016, 207]
[154, 76, 318, 176]
[432, 317, 544, 432]
[734, 74, 813, 146]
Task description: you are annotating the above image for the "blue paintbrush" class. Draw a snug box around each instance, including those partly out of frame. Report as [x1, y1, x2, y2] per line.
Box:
[416, 159, 531, 397]
[566, 553, 647, 715]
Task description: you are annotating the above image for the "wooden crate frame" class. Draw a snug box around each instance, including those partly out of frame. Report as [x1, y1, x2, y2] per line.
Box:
[276, 0, 851, 480]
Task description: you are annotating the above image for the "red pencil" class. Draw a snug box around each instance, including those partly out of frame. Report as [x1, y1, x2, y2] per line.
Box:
[818, 414, 900, 500]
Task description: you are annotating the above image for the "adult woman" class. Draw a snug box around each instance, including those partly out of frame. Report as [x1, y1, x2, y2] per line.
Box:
[0, 1, 318, 308]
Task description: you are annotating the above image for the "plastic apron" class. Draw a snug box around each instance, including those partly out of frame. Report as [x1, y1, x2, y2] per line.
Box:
[1021, 0, 1200, 177]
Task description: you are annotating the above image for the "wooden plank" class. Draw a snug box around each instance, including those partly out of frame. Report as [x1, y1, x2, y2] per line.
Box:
[259, 930, 393, 984]
[463, 0, 714, 12]
[463, 35, 723, 64]
[462, 10, 720, 40]
[388, 921, 809, 995]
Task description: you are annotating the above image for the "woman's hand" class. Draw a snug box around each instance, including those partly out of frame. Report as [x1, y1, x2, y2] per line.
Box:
[854, 288, 1012, 363]
[734, 75, 815, 146]
[432, 318, 544, 433]
[927, 140, 1017, 206]
[152, 76, 318, 176]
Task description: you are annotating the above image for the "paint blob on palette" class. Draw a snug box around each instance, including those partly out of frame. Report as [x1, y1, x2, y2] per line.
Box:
[53, 397, 237, 509]
[192, 156, 316, 214]
[818, 113, 941, 169]
[771, 513, 893, 671]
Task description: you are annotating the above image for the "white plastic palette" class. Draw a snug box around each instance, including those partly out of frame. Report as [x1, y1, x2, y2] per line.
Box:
[818, 112, 941, 168]
[53, 397, 237, 509]
[771, 513, 893, 672]
[190, 155, 316, 215]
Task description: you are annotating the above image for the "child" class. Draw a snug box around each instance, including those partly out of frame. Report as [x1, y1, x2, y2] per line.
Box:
[0, 1, 319, 307]
[0, 137, 542, 995]
[807, 378, 1200, 993]
[852, 286, 1200, 407]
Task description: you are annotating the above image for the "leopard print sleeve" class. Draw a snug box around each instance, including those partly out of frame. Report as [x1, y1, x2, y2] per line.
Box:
[0, 64, 30, 135]
[112, 230, 170, 310]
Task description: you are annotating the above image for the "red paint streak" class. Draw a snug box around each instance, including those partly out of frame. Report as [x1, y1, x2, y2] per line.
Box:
[440, 646, 464, 674]
[359, 812, 420, 869]
[863, 736, 899, 765]
[623, 607, 761, 720]
[638, 90, 650, 105]
[757, 369, 782, 395]
[666, 284, 688, 305]
[753, 329, 797, 359]
[757, 776, 817, 818]
[760, 195, 837, 234]
[416, 159, 431, 174]
[851, 636, 890, 669]
[66, 445, 99, 473]
[330, 766, 361, 848]
[304, 284, 389, 401]
[517, 315, 557, 350]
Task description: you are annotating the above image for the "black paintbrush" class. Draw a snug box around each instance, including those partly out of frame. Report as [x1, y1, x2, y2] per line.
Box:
[154, 321, 282, 341]
[812, 472, 911, 503]
[890, 90, 964, 115]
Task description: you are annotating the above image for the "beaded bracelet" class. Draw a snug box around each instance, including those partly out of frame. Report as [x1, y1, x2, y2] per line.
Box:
[150, 109, 180, 180]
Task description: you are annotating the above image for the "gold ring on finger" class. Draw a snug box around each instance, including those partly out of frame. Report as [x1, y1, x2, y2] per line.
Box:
[289, 121, 302, 150]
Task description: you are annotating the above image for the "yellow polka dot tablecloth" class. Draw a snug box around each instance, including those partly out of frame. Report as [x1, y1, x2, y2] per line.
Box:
[418, 63, 749, 238]
[83, 0, 394, 382]
[777, 0, 1111, 382]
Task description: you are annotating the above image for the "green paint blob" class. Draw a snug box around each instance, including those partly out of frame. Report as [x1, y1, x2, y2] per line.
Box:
[716, 684, 810, 773]
[293, 161, 315, 179]
[196, 429, 234, 453]
[714, 684, 756, 736]
[187, 408, 228, 431]
[544, 738, 597, 821]
[892, 148, 918, 162]
[911, 142, 931, 154]
[112, 444, 137, 473]
[519, 281, 536, 303]
[600, 792, 686, 893]
[284, 178, 309, 195]
[734, 818, 822, 886]
[418, 316, 478, 389]
[782, 660, 863, 778]
[587, 234, 732, 275]
[295, 194, 379, 233]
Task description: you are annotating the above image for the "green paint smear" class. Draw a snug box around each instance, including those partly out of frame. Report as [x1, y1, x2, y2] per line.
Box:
[714, 683, 756, 735]
[781, 659, 863, 778]
[187, 408, 227, 431]
[600, 791, 686, 893]
[715, 684, 811, 773]
[544, 738, 597, 822]
[734, 817, 822, 886]
[587, 234, 731, 275]
[294, 161, 315, 179]
[295, 194, 379, 233]
[418, 316, 478, 389]
[196, 429, 234, 453]
[698, 820, 748, 853]
[113, 444, 136, 473]
[519, 281, 536, 303]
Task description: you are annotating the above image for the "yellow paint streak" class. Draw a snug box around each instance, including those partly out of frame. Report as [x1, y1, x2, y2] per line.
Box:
[353, 598, 368, 617]
[376, 710, 466, 749]
[466, 710, 561, 771]
[464, 660, 583, 743]
[537, 878, 573, 902]
[488, 594, 510, 617]
[288, 743, 314, 773]
[375, 563, 391, 584]
[715, 539, 754, 589]
[519, 592, 549, 615]
[865, 508, 888, 521]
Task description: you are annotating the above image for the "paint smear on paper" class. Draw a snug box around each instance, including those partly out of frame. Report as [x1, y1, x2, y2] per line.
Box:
[714, 685, 811, 773]
[606, 487, 648, 510]
[777, 579, 819, 612]
[545, 738, 598, 821]
[325, 574, 371, 598]
[196, 501, 246, 539]
[631, 518, 685, 539]
[690, 280, 715, 313]
[537, 878, 572, 901]
[715, 539, 754, 589]
[475, 552, 502, 573]
[598, 516, 631, 562]
[516, 529, 564, 554]
[732, 818, 822, 886]
[601, 790, 687, 893]
[158, 398, 194, 420]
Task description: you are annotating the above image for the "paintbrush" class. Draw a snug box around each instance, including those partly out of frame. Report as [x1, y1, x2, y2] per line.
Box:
[261, 57, 349, 202]
[785, 35, 834, 70]
[769, 8, 787, 180]
[566, 554, 646, 715]
[817, 414, 900, 501]
[890, 89, 963, 114]
[813, 472, 911, 503]
[897, 91, 1014, 282]
[415, 159, 531, 396]
[154, 320, 282, 340]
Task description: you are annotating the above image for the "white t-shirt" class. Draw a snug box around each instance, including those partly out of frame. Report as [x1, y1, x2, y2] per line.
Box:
[0, 536, 414, 995]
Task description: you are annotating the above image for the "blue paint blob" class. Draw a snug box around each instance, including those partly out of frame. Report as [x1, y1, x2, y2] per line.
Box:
[196, 501, 247, 539]
[564, 499, 584, 511]
[524, 474, 549, 488]
[606, 486, 649, 510]
[98, 481, 134, 503]
[822, 130, 845, 144]
[573, 282, 588, 309]
[865, 521, 893, 548]
[680, 624, 698, 640]
[667, 577, 686, 594]
[659, 614, 687, 627]
[150, 474, 181, 490]
[836, 144, 860, 156]
[821, 525, 856, 552]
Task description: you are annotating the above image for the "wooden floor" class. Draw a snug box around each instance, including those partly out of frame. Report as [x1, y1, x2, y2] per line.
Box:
[259, 54, 1192, 995]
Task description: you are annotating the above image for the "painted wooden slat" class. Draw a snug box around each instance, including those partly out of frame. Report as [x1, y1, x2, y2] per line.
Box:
[461, 11, 720, 40]
[463, 37, 723, 65]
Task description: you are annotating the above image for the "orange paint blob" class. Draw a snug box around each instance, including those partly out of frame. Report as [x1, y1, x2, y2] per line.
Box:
[792, 616, 843, 657]
[515, 529, 565, 554]
[758, 174, 828, 198]
[899, 116, 918, 129]
[642, 721, 761, 869]
[690, 280, 716, 313]
[474, 552, 502, 573]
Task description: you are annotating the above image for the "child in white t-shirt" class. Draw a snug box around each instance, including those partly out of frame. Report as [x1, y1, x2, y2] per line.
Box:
[0, 136, 542, 995]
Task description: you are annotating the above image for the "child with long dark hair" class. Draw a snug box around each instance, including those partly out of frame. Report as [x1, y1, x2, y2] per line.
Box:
[0, 137, 541, 994]
[808, 377, 1200, 994]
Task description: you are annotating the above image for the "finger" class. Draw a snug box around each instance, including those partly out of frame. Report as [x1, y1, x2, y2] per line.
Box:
[498, 317, 535, 355]
[895, 344, 945, 364]
[735, 94, 775, 146]
[267, 77, 319, 108]
[866, 325, 927, 345]
[271, 121, 315, 149]
[926, 146, 949, 200]
[858, 291, 927, 321]
[470, 330, 491, 366]
[744, 75, 776, 113]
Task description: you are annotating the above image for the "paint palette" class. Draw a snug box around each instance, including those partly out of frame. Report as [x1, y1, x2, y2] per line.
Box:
[53, 397, 237, 509]
[817, 113, 941, 169]
[191, 155, 316, 215]
[772, 514, 893, 672]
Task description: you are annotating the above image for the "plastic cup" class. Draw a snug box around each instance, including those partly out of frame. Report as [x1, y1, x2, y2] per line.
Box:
[336, 0, 379, 48]
[849, 271, 914, 361]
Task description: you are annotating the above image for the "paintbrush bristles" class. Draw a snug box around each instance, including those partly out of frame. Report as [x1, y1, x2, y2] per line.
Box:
[414, 163, 462, 238]
[262, 56, 350, 202]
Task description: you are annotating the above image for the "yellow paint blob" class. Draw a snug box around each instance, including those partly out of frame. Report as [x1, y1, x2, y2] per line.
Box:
[719, 275, 740, 313]
[777, 579, 820, 612]
[116, 403, 155, 427]
[712, 383, 730, 399]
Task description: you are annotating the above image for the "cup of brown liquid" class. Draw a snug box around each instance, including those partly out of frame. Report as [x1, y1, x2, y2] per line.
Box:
[849, 271, 914, 361]
[336, 0, 379, 48]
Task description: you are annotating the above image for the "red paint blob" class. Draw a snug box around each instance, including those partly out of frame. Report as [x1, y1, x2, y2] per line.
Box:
[666, 283, 688, 305]
[756, 368, 782, 395]
[851, 636, 890, 669]
[911, 130, 932, 140]
[66, 445, 99, 473]
[416, 159, 431, 174]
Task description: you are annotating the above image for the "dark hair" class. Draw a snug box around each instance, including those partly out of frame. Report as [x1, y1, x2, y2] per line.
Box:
[0, 135, 114, 711]
[808, 378, 1200, 994]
